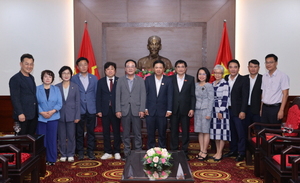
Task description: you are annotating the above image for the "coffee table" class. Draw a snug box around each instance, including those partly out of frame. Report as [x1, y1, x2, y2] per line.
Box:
[121, 150, 194, 182]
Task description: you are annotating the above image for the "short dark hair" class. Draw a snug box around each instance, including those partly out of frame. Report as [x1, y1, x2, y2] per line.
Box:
[125, 59, 136, 67]
[58, 66, 73, 79]
[153, 60, 165, 68]
[104, 62, 117, 70]
[227, 59, 240, 68]
[76, 57, 89, 65]
[175, 60, 187, 67]
[41, 70, 55, 83]
[248, 59, 260, 66]
[20, 53, 34, 62]
[265, 54, 278, 62]
[196, 67, 211, 83]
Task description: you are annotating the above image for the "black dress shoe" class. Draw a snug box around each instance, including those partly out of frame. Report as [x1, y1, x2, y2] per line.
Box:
[88, 152, 96, 160]
[235, 154, 245, 162]
[122, 156, 127, 161]
[185, 154, 190, 161]
[78, 154, 84, 160]
[223, 151, 238, 157]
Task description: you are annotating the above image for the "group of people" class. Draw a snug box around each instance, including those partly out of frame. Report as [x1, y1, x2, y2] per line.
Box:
[9, 52, 289, 165]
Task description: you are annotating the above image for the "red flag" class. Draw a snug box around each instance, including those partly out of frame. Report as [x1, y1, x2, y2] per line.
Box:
[75, 23, 100, 79]
[209, 21, 232, 83]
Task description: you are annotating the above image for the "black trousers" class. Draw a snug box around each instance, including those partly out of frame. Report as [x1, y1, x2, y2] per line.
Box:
[261, 104, 281, 125]
[170, 114, 190, 155]
[76, 112, 96, 154]
[18, 117, 38, 136]
[102, 107, 121, 154]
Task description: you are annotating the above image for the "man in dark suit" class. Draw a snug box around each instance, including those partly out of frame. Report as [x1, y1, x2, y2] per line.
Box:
[145, 60, 173, 149]
[96, 62, 121, 160]
[9, 53, 38, 136]
[224, 59, 249, 161]
[170, 60, 195, 160]
[71, 57, 98, 160]
[245, 59, 262, 127]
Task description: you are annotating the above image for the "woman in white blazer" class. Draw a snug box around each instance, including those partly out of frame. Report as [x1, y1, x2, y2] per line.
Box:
[36, 70, 62, 166]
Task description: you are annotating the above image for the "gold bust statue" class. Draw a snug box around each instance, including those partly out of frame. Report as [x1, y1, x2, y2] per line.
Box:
[137, 36, 172, 71]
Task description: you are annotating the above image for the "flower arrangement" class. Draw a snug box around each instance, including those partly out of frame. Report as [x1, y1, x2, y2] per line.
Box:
[143, 169, 171, 180]
[135, 68, 175, 79]
[142, 147, 172, 171]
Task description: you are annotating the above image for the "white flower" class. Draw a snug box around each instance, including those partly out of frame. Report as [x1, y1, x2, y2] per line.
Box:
[162, 151, 169, 158]
[153, 156, 159, 163]
[147, 148, 155, 156]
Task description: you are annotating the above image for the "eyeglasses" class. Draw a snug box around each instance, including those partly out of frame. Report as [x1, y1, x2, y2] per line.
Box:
[126, 65, 135, 68]
[198, 73, 206, 76]
[214, 72, 223, 75]
[265, 61, 275, 65]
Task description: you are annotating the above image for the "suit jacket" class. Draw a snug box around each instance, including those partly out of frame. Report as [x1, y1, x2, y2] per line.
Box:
[246, 74, 262, 114]
[56, 82, 81, 122]
[225, 74, 249, 116]
[36, 85, 62, 122]
[9, 71, 38, 120]
[171, 74, 196, 115]
[115, 75, 146, 116]
[145, 74, 173, 117]
[96, 76, 119, 116]
[71, 73, 98, 114]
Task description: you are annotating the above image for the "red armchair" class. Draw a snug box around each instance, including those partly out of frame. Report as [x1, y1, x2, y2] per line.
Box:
[264, 144, 300, 183]
[289, 155, 300, 183]
[0, 144, 40, 183]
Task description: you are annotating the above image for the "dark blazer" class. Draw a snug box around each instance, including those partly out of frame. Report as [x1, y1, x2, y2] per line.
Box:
[225, 74, 249, 116]
[56, 82, 81, 122]
[96, 76, 118, 116]
[171, 74, 196, 115]
[145, 75, 173, 117]
[246, 74, 262, 114]
[71, 73, 98, 114]
[9, 71, 37, 120]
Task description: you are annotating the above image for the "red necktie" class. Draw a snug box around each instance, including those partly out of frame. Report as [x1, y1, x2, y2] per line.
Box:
[109, 79, 113, 92]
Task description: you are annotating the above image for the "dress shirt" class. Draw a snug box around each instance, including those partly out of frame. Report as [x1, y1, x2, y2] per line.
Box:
[155, 75, 163, 96]
[248, 74, 258, 105]
[261, 69, 289, 104]
[228, 74, 238, 106]
[126, 75, 135, 92]
[106, 76, 115, 91]
[63, 85, 69, 100]
[177, 74, 185, 92]
[79, 73, 89, 91]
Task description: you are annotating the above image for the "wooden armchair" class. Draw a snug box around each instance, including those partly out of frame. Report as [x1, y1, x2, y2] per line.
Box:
[0, 144, 40, 183]
[264, 144, 300, 183]
[0, 154, 11, 183]
[0, 135, 46, 178]
[289, 155, 300, 183]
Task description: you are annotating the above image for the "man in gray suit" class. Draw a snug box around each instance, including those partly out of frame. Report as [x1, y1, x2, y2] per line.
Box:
[115, 59, 146, 161]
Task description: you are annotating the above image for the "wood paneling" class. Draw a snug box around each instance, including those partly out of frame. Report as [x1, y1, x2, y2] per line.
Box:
[0, 96, 14, 132]
[80, 0, 127, 22]
[181, 0, 229, 22]
[128, 0, 180, 22]
[206, 0, 235, 72]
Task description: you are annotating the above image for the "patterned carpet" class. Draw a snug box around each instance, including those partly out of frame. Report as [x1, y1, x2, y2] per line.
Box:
[24, 139, 264, 183]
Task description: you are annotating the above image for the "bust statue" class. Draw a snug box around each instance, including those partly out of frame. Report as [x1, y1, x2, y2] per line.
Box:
[137, 36, 172, 71]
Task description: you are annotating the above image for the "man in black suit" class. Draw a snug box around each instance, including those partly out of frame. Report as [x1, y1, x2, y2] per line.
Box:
[224, 59, 249, 161]
[145, 60, 173, 149]
[170, 60, 195, 160]
[96, 62, 121, 160]
[245, 60, 262, 127]
[9, 53, 38, 136]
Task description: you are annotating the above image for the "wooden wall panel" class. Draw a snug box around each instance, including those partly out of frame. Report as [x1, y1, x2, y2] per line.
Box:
[0, 96, 14, 132]
[206, 0, 235, 72]
[181, 0, 229, 22]
[128, 0, 180, 22]
[75, 0, 103, 75]
[105, 26, 203, 78]
[80, 0, 127, 22]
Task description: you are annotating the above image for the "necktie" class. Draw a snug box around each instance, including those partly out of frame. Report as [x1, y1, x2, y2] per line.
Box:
[109, 79, 113, 92]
